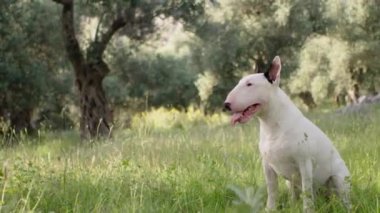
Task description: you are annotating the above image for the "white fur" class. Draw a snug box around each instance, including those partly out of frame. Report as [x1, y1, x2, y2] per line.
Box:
[224, 56, 350, 212]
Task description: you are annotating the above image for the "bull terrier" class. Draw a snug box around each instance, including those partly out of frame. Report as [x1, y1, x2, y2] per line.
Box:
[224, 56, 350, 212]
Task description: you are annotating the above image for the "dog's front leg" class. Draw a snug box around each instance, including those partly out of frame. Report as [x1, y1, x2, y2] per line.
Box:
[331, 175, 351, 211]
[263, 161, 278, 211]
[299, 159, 314, 213]
[286, 178, 301, 202]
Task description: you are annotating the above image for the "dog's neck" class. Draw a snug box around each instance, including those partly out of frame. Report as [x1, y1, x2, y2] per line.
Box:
[257, 88, 303, 133]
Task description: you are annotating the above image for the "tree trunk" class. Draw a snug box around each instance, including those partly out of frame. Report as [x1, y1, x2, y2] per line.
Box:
[298, 91, 317, 110]
[347, 84, 360, 105]
[77, 62, 112, 139]
[1, 94, 34, 135]
[9, 108, 34, 133]
[53, 0, 127, 139]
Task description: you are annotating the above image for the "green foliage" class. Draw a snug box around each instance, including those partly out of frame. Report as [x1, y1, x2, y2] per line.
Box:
[289, 35, 351, 103]
[2, 0, 380, 133]
[0, 1, 44, 110]
[182, 0, 337, 109]
[289, 0, 380, 104]
[0, 108, 379, 211]
[107, 44, 199, 109]
[192, 0, 379, 108]
[0, 1, 72, 132]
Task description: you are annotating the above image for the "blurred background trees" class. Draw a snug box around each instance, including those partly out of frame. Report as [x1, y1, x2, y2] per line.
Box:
[1, 0, 379, 137]
[0, 0, 72, 134]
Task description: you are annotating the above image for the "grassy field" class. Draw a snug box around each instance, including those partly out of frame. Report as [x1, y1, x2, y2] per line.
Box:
[0, 106, 379, 212]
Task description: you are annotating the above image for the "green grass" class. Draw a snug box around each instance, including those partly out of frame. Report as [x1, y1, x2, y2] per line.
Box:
[0, 106, 379, 212]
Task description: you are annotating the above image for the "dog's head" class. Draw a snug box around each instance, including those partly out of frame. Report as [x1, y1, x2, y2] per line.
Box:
[224, 56, 282, 125]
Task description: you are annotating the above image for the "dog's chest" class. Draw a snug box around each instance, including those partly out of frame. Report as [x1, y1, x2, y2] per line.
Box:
[259, 136, 299, 179]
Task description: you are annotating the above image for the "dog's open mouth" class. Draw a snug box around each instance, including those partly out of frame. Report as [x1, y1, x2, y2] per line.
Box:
[231, 104, 261, 125]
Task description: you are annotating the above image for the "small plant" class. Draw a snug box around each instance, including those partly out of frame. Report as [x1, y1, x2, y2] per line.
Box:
[228, 185, 265, 212]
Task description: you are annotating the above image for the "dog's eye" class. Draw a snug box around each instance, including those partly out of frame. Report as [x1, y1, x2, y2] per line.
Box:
[247, 83, 252, 87]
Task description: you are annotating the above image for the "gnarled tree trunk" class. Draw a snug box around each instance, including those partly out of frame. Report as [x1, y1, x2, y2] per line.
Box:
[53, 0, 126, 139]
[77, 62, 113, 138]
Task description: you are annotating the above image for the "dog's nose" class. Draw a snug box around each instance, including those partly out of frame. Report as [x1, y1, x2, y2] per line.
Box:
[224, 102, 231, 111]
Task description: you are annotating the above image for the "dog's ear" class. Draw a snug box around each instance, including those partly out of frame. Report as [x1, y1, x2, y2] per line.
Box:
[264, 56, 281, 85]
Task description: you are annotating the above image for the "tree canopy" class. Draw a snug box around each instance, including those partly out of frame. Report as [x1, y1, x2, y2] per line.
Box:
[0, 0, 379, 136]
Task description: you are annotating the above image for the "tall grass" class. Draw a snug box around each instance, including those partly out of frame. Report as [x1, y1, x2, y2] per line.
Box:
[0, 106, 379, 212]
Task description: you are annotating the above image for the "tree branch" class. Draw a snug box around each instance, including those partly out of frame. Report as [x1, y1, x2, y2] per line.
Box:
[53, 0, 84, 74]
[94, 12, 105, 44]
[89, 14, 128, 59]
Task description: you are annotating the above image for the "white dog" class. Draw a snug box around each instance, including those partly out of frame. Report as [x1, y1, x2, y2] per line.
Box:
[224, 56, 350, 212]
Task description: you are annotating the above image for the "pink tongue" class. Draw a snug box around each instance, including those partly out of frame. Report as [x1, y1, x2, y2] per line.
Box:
[231, 112, 243, 125]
